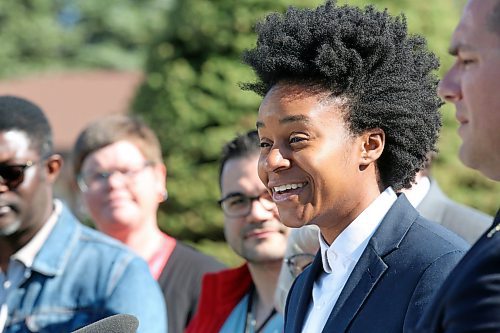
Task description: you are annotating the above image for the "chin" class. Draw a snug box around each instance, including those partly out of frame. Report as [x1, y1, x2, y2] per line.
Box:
[244, 245, 286, 263]
[0, 220, 22, 236]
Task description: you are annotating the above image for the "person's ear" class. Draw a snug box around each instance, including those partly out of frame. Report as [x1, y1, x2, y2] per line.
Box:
[154, 163, 167, 202]
[45, 154, 63, 183]
[359, 128, 385, 167]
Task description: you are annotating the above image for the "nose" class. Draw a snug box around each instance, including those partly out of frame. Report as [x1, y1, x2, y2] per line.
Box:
[247, 198, 277, 223]
[106, 171, 127, 188]
[438, 65, 461, 103]
[264, 147, 291, 173]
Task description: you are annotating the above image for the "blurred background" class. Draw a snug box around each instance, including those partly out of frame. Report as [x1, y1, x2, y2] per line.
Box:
[1, 0, 497, 266]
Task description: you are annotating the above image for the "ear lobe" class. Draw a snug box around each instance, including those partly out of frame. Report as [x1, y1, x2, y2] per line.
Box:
[154, 163, 167, 201]
[360, 129, 385, 166]
[46, 154, 63, 181]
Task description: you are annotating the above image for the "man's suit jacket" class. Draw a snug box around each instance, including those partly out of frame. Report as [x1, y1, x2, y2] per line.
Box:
[413, 210, 500, 333]
[284, 195, 468, 333]
[417, 178, 492, 244]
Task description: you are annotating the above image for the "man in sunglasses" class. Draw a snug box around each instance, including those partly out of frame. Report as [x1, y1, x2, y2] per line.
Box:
[186, 130, 289, 333]
[0, 95, 167, 333]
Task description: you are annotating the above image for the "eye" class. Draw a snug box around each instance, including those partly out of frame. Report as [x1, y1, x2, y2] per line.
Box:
[457, 54, 476, 68]
[226, 196, 247, 208]
[289, 135, 307, 144]
[94, 171, 111, 181]
[259, 138, 273, 150]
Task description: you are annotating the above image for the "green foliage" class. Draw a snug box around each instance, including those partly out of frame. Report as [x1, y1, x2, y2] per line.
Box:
[0, 0, 173, 78]
[135, 0, 499, 243]
[132, 0, 325, 241]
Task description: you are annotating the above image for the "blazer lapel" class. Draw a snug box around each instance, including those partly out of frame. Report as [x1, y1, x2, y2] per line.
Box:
[290, 252, 324, 333]
[322, 247, 387, 332]
[322, 195, 418, 332]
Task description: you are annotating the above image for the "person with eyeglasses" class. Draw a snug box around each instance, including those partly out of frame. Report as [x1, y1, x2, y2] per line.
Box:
[186, 130, 289, 333]
[72, 114, 224, 333]
[0, 95, 167, 333]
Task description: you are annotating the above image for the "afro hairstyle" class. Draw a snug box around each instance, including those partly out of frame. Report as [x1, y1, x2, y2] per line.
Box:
[242, 0, 442, 191]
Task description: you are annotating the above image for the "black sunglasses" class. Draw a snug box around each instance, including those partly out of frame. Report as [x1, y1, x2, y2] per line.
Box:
[0, 161, 37, 189]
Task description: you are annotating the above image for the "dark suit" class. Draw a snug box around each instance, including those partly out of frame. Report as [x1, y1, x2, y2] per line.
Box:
[417, 178, 492, 244]
[412, 210, 500, 333]
[284, 195, 468, 333]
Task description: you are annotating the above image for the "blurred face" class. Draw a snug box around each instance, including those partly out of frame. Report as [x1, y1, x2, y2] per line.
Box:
[80, 140, 166, 236]
[221, 153, 289, 263]
[438, 0, 500, 180]
[0, 130, 60, 239]
[257, 84, 382, 242]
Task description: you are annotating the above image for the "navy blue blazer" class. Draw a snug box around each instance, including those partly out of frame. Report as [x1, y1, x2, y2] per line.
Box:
[412, 210, 500, 333]
[284, 195, 468, 333]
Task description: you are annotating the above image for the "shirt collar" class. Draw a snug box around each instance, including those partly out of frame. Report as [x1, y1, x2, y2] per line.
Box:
[12, 199, 62, 268]
[319, 187, 398, 273]
[402, 175, 430, 208]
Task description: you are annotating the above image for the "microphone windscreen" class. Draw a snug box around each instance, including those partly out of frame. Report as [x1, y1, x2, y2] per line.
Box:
[71, 314, 139, 333]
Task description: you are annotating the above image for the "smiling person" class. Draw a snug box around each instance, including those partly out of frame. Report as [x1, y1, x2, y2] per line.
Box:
[413, 0, 500, 331]
[242, 2, 469, 332]
[72, 114, 224, 333]
[186, 130, 288, 333]
[0, 96, 166, 333]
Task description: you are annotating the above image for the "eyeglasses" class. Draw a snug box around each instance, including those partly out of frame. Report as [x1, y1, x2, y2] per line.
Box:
[284, 253, 316, 278]
[218, 191, 276, 218]
[78, 161, 154, 192]
[0, 161, 37, 189]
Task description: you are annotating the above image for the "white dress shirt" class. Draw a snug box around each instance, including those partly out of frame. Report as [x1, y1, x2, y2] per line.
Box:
[301, 188, 397, 333]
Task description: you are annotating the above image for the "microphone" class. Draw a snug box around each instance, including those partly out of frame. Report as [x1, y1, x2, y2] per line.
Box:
[72, 314, 139, 333]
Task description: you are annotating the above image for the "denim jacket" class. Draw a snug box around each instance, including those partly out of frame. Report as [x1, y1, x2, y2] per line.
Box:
[4, 204, 167, 333]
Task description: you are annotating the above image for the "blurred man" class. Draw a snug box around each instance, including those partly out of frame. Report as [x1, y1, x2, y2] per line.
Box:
[186, 130, 289, 333]
[243, 2, 468, 332]
[413, 0, 500, 331]
[0, 96, 166, 333]
[72, 114, 224, 333]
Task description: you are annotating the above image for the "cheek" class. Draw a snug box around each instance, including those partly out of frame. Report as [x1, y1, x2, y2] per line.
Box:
[257, 158, 268, 185]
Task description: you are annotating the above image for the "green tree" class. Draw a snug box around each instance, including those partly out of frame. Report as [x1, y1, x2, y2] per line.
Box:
[132, 0, 324, 241]
[0, 0, 172, 78]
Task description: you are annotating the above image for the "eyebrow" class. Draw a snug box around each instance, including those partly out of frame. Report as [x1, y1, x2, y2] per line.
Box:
[256, 114, 311, 129]
[448, 42, 475, 56]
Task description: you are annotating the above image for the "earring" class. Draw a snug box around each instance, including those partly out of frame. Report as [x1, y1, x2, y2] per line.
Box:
[160, 190, 168, 202]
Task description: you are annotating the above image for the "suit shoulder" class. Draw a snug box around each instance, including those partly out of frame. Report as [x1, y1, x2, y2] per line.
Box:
[400, 216, 469, 266]
[171, 241, 226, 270]
[439, 199, 492, 231]
[412, 216, 469, 250]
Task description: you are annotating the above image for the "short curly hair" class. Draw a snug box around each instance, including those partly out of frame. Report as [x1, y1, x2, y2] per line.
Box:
[0, 95, 53, 157]
[242, 0, 442, 191]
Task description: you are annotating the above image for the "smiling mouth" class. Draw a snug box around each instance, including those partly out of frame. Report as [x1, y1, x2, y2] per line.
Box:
[273, 182, 307, 194]
[245, 229, 279, 239]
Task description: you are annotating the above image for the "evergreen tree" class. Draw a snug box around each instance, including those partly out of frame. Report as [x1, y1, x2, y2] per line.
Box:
[133, 0, 499, 241]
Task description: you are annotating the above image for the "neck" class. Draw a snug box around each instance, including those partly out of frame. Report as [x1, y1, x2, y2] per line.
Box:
[247, 260, 282, 325]
[107, 220, 165, 261]
[0, 239, 16, 272]
[0, 203, 54, 272]
[320, 182, 382, 245]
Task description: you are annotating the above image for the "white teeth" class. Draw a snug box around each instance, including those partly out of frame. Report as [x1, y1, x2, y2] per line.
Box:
[0, 206, 12, 214]
[273, 183, 305, 193]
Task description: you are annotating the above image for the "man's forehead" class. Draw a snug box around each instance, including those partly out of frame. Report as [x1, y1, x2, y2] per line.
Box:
[221, 156, 260, 190]
[450, 0, 500, 53]
[0, 130, 36, 160]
